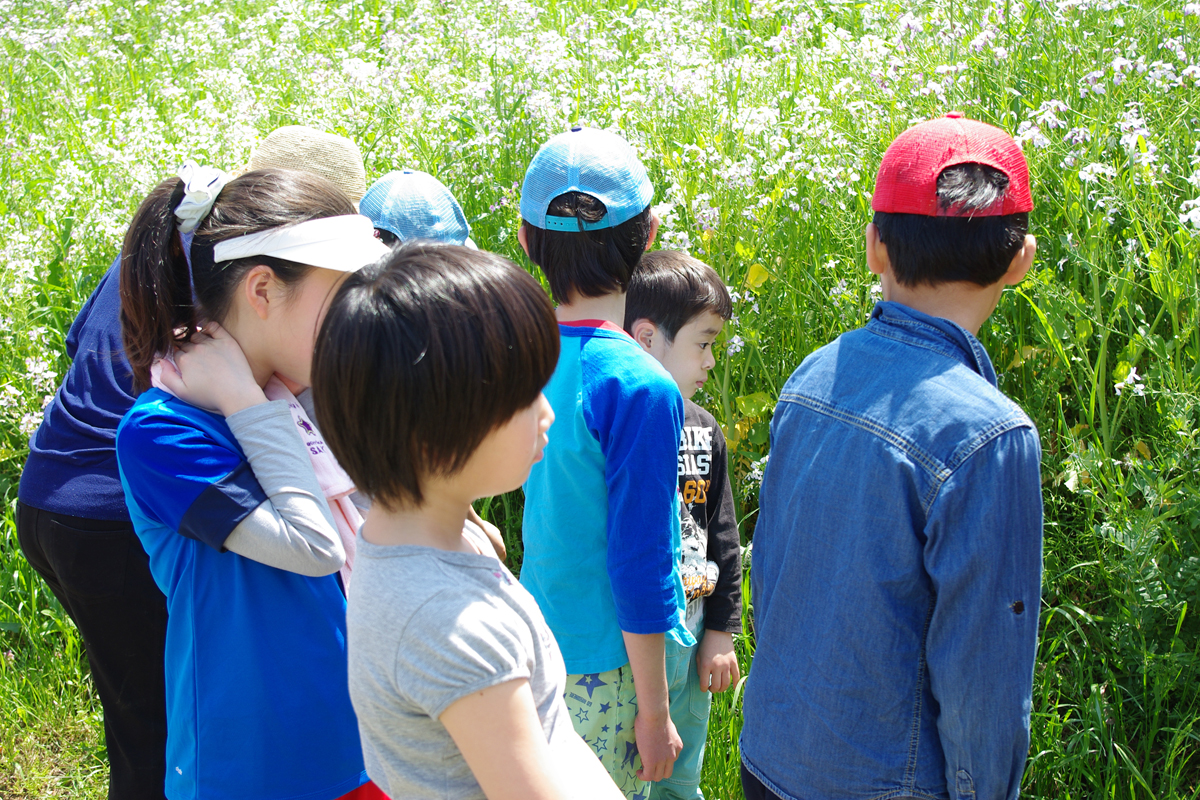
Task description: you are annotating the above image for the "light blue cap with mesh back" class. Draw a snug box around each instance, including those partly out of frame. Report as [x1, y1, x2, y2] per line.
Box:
[360, 169, 473, 246]
[520, 127, 654, 231]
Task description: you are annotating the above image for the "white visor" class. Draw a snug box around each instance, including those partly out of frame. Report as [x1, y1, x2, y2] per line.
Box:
[213, 214, 390, 272]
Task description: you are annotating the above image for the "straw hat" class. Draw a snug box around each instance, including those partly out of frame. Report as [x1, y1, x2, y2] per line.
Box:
[248, 126, 368, 203]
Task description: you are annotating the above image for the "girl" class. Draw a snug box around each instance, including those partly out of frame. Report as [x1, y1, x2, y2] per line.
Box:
[115, 165, 389, 800]
[309, 241, 626, 800]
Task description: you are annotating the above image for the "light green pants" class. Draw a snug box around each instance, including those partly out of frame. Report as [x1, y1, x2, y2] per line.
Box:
[648, 632, 711, 800]
[564, 663, 651, 800]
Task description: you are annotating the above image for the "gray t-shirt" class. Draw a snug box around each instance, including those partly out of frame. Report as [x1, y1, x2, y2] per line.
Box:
[347, 523, 575, 799]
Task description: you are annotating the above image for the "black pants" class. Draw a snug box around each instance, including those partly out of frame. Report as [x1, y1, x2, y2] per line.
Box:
[16, 502, 168, 800]
[742, 762, 787, 800]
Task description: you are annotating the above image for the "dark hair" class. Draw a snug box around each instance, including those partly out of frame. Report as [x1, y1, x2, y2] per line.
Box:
[871, 163, 1029, 287]
[623, 250, 733, 340]
[522, 192, 653, 304]
[311, 241, 560, 509]
[119, 169, 355, 391]
[375, 228, 400, 247]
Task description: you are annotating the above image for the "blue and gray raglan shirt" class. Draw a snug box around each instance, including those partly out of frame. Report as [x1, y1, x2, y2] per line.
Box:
[116, 389, 367, 800]
[521, 321, 694, 676]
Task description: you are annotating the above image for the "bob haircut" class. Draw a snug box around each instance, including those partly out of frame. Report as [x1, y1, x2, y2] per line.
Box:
[311, 241, 560, 509]
[522, 191, 653, 304]
[872, 163, 1029, 288]
[623, 250, 733, 341]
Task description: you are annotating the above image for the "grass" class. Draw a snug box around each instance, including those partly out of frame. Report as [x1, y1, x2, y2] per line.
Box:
[3, 0, 1200, 796]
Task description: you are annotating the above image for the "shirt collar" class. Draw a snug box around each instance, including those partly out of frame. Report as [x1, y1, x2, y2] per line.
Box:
[868, 301, 998, 387]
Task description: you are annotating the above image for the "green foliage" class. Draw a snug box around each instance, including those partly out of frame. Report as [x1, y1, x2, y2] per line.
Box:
[2, 0, 1200, 796]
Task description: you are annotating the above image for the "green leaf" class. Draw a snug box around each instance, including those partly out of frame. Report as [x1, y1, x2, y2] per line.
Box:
[736, 391, 774, 419]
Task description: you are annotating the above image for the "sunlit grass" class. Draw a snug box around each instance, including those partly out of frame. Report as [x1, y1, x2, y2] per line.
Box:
[2, 0, 1199, 796]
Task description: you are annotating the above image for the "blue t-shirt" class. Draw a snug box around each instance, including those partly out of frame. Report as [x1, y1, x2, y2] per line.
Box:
[521, 322, 693, 675]
[116, 389, 367, 800]
[20, 260, 135, 520]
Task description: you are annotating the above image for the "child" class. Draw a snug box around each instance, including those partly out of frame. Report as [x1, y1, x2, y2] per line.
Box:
[359, 169, 475, 247]
[517, 126, 694, 797]
[15, 127, 369, 800]
[310, 241, 623, 800]
[623, 250, 742, 800]
[115, 165, 390, 800]
[740, 113, 1043, 800]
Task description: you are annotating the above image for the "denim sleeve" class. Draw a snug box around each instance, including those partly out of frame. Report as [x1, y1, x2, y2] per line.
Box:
[923, 426, 1043, 800]
[587, 371, 685, 635]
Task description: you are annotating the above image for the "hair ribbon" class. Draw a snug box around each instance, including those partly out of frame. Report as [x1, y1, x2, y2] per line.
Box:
[174, 161, 231, 234]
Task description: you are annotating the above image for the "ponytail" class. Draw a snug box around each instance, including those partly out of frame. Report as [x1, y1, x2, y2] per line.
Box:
[119, 168, 356, 393]
[120, 178, 194, 392]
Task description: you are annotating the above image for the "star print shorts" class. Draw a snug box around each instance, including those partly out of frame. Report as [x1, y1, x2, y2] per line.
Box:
[564, 663, 649, 800]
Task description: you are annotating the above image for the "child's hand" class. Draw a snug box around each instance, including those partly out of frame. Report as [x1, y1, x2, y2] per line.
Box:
[467, 507, 507, 562]
[634, 709, 682, 782]
[696, 630, 740, 693]
[158, 322, 268, 417]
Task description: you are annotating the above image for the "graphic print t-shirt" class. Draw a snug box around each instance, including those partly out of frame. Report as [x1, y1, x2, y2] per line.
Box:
[678, 399, 742, 636]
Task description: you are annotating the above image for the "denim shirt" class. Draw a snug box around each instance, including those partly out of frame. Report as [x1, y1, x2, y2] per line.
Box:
[741, 301, 1043, 800]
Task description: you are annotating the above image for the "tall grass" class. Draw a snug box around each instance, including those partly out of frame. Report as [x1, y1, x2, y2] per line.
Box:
[2, 0, 1199, 796]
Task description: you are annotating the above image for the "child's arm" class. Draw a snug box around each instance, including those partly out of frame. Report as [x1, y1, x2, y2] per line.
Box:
[697, 420, 742, 692]
[923, 427, 1043, 798]
[586, 368, 686, 781]
[622, 631, 682, 781]
[221, 403, 343, 575]
[441, 678, 623, 800]
[157, 326, 343, 575]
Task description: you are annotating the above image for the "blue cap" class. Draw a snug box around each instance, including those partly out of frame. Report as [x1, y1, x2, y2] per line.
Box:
[520, 127, 654, 231]
[360, 170, 472, 246]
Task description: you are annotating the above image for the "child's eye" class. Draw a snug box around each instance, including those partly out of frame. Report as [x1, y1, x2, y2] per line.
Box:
[700, 343, 710, 350]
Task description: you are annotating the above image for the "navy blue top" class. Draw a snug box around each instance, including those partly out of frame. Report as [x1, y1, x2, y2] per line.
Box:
[19, 260, 136, 521]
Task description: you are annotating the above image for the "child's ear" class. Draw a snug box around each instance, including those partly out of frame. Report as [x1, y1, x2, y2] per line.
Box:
[645, 213, 661, 251]
[629, 318, 657, 353]
[242, 264, 276, 321]
[865, 223, 890, 277]
[1002, 234, 1037, 286]
[517, 223, 531, 257]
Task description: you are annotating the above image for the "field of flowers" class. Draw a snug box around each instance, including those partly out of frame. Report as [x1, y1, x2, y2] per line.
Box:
[2, 0, 1199, 795]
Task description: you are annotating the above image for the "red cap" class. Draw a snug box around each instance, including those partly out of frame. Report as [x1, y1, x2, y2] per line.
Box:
[871, 113, 1033, 216]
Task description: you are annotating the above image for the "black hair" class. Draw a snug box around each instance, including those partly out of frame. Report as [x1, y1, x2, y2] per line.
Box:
[522, 192, 653, 304]
[311, 241, 561, 510]
[623, 250, 733, 340]
[119, 169, 355, 391]
[872, 163, 1029, 287]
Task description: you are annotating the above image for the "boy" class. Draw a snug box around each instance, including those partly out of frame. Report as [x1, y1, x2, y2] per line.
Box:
[740, 113, 1043, 800]
[517, 127, 694, 799]
[624, 250, 743, 800]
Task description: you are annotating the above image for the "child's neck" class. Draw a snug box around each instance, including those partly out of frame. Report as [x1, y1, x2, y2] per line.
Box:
[555, 292, 626, 329]
[360, 489, 477, 553]
[880, 274, 1004, 336]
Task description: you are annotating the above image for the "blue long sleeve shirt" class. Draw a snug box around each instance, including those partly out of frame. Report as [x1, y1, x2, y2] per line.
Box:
[20, 260, 136, 520]
[521, 321, 694, 675]
[741, 301, 1043, 800]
